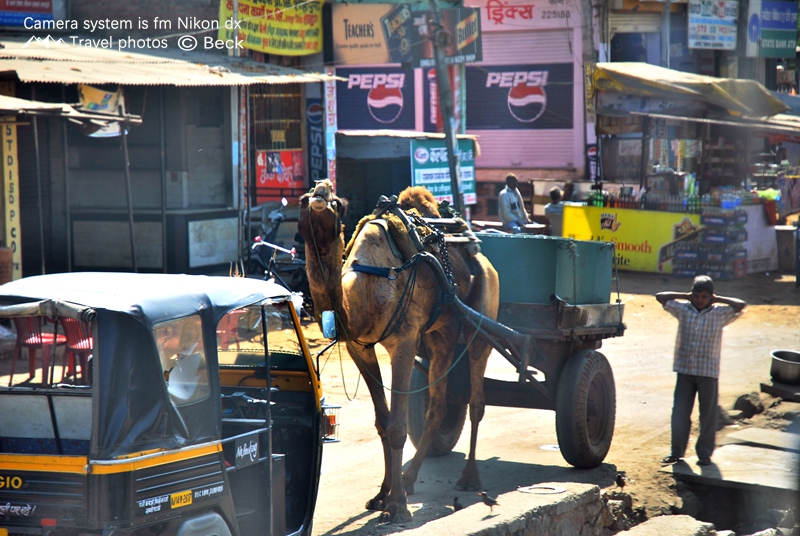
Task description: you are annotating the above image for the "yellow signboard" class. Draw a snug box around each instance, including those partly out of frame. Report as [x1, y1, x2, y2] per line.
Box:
[0, 81, 21, 281]
[218, 0, 323, 56]
[563, 205, 701, 273]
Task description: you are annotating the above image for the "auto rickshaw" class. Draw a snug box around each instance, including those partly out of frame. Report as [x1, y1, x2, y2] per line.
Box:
[0, 273, 338, 536]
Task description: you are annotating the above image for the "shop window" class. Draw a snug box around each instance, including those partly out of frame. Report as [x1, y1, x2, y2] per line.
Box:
[154, 315, 210, 406]
[250, 84, 305, 203]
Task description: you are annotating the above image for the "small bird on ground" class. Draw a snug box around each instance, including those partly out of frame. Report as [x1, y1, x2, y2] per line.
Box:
[478, 491, 498, 513]
[615, 472, 630, 490]
[453, 496, 463, 512]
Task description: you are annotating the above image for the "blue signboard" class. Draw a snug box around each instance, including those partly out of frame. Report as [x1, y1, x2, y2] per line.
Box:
[465, 63, 573, 130]
[335, 66, 416, 130]
[306, 99, 327, 180]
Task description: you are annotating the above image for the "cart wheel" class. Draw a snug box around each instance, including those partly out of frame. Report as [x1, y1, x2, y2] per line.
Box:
[407, 361, 467, 456]
[555, 349, 616, 468]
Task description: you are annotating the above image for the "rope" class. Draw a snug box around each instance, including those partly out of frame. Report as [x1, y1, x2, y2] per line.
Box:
[305, 199, 485, 397]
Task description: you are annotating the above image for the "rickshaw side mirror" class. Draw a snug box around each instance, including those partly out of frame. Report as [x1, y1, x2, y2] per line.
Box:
[321, 310, 336, 339]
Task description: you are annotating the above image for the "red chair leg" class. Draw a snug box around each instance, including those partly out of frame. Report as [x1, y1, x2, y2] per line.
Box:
[41, 345, 53, 384]
[61, 351, 76, 382]
[29, 347, 37, 379]
[8, 344, 20, 386]
[79, 352, 91, 384]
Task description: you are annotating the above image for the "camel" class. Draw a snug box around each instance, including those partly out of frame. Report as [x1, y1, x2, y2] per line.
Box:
[298, 180, 499, 523]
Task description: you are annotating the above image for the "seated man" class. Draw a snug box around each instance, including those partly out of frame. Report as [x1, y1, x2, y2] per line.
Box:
[498, 173, 530, 234]
[544, 187, 564, 237]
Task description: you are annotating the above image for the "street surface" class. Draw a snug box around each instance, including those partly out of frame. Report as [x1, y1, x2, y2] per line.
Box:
[307, 270, 800, 535]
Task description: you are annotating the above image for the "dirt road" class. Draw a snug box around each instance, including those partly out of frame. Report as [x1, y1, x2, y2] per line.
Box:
[309, 270, 800, 535]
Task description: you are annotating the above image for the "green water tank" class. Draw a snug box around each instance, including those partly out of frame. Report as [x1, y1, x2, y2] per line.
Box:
[475, 233, 614, 305]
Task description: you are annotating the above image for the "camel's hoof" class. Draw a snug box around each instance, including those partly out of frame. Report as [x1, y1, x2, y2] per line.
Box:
[366, 497, 385, 511]
[379, 504, 413, 525]
[455, 478, 482, 492]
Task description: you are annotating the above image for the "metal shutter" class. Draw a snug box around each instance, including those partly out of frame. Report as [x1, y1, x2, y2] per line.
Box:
[608, 13, 662, 36]
[479, 30, 575, 64]
[469, 29, 577, 169]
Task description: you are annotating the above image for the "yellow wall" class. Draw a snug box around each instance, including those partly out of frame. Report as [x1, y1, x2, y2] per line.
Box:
[563, 206, 702, 273]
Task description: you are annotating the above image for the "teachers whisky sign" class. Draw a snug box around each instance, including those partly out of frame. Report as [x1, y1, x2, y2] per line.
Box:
[332, 4, 482, 67]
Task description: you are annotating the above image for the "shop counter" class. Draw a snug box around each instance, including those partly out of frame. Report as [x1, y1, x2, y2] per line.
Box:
[563, 204, 777, 275]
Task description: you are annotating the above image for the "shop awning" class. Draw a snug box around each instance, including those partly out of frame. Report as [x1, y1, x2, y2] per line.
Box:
[0, 93, 142, 124]
[0, 36, 339, 86]
[630, 111, 800, 138]
[594, 62, 789, 119]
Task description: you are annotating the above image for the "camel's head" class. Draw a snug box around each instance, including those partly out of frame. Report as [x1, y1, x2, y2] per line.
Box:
[303, 179, 338, 213]
[299, 179, 349, 237]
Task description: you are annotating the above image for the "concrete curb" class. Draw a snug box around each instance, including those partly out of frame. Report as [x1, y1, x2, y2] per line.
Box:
[616, 514, 715, 535]
[398, 483, 609, 536]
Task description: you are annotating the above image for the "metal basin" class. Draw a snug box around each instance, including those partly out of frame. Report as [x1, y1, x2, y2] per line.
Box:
[770, 350, 800, 385]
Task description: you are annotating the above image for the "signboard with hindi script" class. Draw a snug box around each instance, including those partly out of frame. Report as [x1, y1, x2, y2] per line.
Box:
[218, 0, 322, 56]
[745, 0, 798, 58]
[465, 0, 579, 31]
[410, 139, 477, 205]
[688, 0, 738, 50]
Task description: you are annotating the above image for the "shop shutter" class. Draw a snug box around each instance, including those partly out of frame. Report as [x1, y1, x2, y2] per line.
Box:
[608, 13, 662, 36]
[468, 29, 577, 169]
[479, 29, 574, 64]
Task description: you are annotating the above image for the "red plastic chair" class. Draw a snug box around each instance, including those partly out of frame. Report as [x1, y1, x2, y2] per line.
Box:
[9, 317, 67, 385]
[61, 317, 93, 384]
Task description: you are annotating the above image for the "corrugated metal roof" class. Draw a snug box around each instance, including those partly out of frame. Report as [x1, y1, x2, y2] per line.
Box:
[0, 93, 143, 125]
[0, 94, 67, 112]
[0, 36, 339, 86]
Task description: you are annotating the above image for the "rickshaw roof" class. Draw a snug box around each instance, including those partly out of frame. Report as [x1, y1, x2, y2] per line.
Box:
[0, 272, 291, 323]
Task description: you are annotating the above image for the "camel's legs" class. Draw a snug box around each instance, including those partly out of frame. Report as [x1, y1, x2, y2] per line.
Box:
[345, 341, 392, 511]
[376, 336, 417, 524]
[456, 335, 492, 491]
[402, 327, 457, 494]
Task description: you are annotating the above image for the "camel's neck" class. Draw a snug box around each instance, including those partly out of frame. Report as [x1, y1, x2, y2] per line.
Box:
[305, 232, 349, 330]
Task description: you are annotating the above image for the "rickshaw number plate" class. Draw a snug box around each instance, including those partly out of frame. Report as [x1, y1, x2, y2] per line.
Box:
[170, 490, 193, 509]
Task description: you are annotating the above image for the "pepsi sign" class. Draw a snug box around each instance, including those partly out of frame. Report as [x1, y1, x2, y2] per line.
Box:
[336, 66, 415, 130]
[466, 63, 573, 130]
[306, 99, 327, 180]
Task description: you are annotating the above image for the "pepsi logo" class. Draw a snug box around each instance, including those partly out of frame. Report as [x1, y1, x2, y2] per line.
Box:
[414, 147, 429, 164]
[348, 73, 405, 89]
[307, 103, 324, 125]
[368, 85, 404, 124]
[507, 84, 547, 123]
[486, 71, 549, 88]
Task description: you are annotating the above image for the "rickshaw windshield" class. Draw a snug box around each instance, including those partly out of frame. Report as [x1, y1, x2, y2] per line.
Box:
[153, 315, 210, 406]
[216, 302, 305, 370]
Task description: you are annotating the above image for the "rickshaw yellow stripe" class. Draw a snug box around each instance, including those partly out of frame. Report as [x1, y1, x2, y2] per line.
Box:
[90, 444, 221, 475]
[0, 454, 88, 474]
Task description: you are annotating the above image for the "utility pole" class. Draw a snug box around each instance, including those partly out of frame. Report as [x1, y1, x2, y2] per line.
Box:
[429, 0, 464, 215]
[661, 0, 671, 68]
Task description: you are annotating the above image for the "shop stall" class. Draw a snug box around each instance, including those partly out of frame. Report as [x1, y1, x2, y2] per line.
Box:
[570, 63, 800, 277]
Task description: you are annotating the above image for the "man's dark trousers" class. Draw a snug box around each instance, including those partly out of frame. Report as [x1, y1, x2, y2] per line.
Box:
[671, 373, 718, 459]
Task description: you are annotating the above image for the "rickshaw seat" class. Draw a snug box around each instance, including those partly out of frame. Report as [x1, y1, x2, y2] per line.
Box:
[9, 317, 67, 386]
[61, 317, 93, 384]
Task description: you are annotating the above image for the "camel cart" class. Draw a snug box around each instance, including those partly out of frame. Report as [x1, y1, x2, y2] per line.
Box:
[407, 232, 625, 469]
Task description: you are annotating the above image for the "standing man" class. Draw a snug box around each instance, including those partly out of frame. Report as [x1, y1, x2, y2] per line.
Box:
[498, 173, 529, 233]
[544, 187, 564, 237]
[656, 276, 747, 466]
